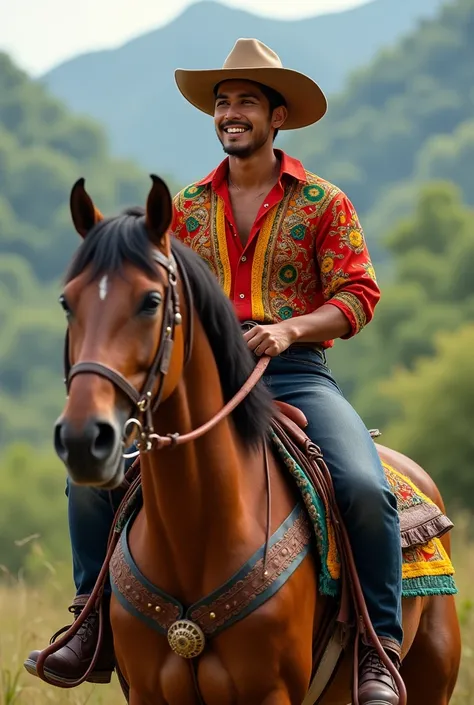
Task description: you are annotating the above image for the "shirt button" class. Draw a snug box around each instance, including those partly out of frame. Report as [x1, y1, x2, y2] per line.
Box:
[241, 255, 247, 262]
[264, 203, 269, 208]
[239, 293, 245, 299]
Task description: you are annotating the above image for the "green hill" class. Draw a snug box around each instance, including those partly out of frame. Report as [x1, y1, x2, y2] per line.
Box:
[0, 53, 179, 446]
[2, 0, 474, 579]
[0, 0, 471, 449]
[287, 0, 474, 258]
[40, 0, 445, 183]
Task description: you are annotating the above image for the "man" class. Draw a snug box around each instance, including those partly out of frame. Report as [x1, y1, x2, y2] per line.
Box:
[25, 39, 403, 705]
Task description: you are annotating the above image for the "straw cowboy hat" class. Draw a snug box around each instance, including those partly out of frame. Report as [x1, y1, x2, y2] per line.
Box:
[174, 38, 327, 130]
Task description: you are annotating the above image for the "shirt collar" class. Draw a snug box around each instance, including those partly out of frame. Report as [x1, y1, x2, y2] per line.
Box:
[195, 149, 307, 189]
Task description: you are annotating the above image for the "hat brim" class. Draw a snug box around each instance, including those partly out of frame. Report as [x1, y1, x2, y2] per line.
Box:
[174, 67, 327, 129]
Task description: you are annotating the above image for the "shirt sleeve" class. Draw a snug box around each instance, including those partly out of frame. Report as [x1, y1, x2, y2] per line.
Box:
[169, 193, 187, 242]
[315, 191, 381, 338]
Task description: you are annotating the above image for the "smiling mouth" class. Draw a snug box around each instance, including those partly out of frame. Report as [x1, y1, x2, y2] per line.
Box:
[223, 125, 250, 135]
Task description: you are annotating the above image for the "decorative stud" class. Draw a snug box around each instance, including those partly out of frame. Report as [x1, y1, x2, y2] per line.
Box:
[174, 312, 182, 325]
[148, 603, 152, 608]
[209, 612, 216, 620]
[167, 619, 205, 659]
[155, 605, 162, 613]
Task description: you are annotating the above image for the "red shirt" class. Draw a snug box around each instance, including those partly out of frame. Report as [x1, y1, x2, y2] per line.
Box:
[171, 149, 380, 348]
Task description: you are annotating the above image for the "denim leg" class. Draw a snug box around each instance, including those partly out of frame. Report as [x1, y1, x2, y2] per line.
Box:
[66, 446, 136, 597]
[265, 349, 403, 645]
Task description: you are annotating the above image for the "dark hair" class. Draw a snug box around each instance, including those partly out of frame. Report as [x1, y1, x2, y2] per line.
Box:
[213, 79, 287, 141]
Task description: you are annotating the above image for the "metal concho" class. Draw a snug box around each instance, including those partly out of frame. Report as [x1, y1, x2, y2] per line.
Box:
[167, 619, 206, 659]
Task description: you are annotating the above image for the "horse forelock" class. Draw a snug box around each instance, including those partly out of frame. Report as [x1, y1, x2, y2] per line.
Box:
[65, 207, 161, 285]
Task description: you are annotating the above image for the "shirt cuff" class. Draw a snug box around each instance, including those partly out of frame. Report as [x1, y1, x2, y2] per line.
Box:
[326, 292, 367, 339]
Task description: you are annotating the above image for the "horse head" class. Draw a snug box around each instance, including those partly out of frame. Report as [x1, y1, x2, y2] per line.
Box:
[54, 175, 185, 488]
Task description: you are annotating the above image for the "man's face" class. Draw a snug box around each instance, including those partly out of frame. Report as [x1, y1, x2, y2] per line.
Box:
[214, 79, 284, 158]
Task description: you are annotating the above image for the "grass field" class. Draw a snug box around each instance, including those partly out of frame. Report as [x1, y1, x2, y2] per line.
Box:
[1, 517, 473, 705]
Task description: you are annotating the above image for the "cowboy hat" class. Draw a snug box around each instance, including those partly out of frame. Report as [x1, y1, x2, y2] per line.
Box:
[174, 38, 327, 130]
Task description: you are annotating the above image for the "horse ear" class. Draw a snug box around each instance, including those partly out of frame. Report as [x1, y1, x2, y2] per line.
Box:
[145, 174, 173, 245]
[70, 178, 104, 238]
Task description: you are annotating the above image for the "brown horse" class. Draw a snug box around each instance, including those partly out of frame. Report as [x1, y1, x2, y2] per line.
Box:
[51, 175, 461, 705]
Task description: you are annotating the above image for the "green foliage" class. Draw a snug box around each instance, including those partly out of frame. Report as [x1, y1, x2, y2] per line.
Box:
[288, 0, 474, 252]
[329, 180, 474, 510]
[380, 325, 474, 510]
[0, 443, 68, 577]
[2, 1, 474, 577]
[0, 52, 181, 448]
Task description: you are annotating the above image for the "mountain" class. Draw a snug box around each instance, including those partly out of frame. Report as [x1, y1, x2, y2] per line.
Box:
[286, 0, 474, 261]
[39, 0, 445, 182]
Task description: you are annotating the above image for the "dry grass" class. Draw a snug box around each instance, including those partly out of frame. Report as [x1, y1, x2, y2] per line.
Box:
[1, 518, 473, 705]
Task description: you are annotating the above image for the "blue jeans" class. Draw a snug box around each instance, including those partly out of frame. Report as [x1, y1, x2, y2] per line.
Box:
[66, 347, 403, 645]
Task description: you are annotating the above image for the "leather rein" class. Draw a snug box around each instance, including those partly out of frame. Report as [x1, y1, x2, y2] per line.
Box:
[62, 245, 271, 459]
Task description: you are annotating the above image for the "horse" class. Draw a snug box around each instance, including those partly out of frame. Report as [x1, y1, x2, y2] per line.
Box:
[47, 174, 461, 705]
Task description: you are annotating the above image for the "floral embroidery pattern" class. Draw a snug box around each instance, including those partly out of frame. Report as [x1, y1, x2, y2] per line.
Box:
[171, 166, 380, 342]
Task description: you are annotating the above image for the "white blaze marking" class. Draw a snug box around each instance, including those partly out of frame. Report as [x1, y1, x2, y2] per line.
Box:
[99, 275, 108, 300]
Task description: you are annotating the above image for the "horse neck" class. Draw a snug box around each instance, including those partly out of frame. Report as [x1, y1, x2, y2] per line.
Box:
[138, 317, 266, 601]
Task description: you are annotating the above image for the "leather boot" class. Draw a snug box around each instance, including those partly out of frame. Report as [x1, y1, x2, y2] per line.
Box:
[358, 637, 401, 705]
[23, 594, 115, 686]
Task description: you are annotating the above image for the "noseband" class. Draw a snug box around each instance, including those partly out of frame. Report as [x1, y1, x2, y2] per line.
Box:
[63, 247, 195, 454]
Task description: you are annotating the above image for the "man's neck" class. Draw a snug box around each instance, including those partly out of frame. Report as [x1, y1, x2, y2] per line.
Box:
[227, 147, 280, 191]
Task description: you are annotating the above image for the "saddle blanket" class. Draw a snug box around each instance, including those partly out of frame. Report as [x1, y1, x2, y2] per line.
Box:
[269, 430, 457, 599]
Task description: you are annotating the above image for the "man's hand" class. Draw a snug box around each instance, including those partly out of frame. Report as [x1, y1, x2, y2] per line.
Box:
[243, 322, 296, 357]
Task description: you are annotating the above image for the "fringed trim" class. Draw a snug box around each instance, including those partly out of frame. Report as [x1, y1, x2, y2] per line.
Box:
[402, 574, 457, 597]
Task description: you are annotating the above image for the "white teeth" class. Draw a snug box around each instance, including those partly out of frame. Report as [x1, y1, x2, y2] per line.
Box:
[226, 127, 247, 133]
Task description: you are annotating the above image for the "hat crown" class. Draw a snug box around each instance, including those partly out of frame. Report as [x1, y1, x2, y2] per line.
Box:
[222, 38, 283, 71]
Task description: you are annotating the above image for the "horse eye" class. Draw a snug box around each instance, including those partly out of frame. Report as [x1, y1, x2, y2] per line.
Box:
[58, 294, 71, 316]
[140, 291, 162, 316]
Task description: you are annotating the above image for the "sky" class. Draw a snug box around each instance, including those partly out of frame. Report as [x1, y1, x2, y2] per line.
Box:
[1, 0, 369, 76]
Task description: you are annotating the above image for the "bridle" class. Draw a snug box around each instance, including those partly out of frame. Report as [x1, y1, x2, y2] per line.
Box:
[62, 246, 195, 456]
[62, 245, 270, 457]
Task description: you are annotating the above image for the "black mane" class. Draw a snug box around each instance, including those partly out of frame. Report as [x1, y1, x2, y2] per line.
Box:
[66, 207, 274, 446]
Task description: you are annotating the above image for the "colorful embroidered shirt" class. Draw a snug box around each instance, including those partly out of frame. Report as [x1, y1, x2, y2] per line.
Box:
[170, 149, 380, 348]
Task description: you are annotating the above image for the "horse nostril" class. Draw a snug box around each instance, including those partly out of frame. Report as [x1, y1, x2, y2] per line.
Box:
[91, 422, 117, 460]
[54, 422, 68, 462]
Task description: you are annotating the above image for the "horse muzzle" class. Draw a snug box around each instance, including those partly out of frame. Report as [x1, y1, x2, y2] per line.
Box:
[54, 414, 125, 488]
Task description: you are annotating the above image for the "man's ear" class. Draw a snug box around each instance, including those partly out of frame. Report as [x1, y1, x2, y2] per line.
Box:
[272, 105, 288, 130]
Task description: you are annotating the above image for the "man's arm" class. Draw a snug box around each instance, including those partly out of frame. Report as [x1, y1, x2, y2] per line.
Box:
[283, 191, 380, 344]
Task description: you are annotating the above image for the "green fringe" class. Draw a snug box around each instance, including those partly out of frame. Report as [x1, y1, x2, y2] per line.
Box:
[402, 573, 457, 597]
